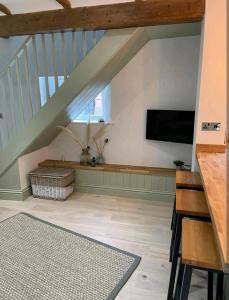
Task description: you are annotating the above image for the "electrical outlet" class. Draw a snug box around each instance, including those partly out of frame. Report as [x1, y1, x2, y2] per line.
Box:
[202, 122, 221, 131]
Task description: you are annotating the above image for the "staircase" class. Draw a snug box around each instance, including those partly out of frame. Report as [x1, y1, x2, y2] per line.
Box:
[0, 30, 105, 149]
[0, 28, 150, 176]
[0, 23, 201, 178]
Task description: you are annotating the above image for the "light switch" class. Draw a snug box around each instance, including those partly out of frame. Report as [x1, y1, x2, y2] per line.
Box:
[202, 122, 221, 131]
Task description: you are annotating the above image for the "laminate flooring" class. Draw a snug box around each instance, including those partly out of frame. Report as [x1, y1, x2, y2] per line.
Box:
[0, 193, 207, 300]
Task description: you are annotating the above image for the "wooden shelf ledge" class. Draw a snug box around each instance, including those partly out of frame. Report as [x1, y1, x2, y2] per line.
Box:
[196, 143, 227, 153]
[39, 160, 175, 177]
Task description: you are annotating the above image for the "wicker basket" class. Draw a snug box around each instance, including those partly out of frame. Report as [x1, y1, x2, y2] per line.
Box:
[31, 184, 74, 201]
[29, 167, 75, 200]
[29, 168, 75, 187]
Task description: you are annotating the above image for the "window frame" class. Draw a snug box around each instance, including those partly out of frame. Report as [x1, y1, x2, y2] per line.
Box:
[73, 86, 110, 123]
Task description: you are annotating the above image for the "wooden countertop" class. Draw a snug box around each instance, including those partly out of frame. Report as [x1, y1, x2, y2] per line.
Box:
[39, 160, 175, 177]
[197, 152, 228, 273]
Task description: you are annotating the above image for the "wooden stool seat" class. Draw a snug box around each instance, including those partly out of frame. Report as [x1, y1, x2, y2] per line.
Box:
[176, 170, 202, 189]
[182, 219, 222, 271]
[172, 220, 224, 300]
[176, 189, 210, 218]
[171, 171, 203, 232]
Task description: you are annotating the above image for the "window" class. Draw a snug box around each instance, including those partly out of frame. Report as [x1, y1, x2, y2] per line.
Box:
[74, 86, 110, 123]
[38, 77, 110, 123]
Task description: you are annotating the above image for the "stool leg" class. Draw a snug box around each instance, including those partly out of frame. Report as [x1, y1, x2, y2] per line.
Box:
[208, 272, 213, 300]
[174, 262, 185, 300]
[170, 197, 176, 230]
[169, 211, 178, 262]
[179, 265, 192, 300]
[216, 274, 224, 300]
[167, 214, 182, 300]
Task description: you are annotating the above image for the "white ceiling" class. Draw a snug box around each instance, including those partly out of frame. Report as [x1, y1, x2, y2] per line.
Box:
[0, 0, 133, 15]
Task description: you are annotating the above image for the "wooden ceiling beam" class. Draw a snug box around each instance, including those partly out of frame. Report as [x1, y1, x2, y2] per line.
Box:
[0, 3, 11, 15]
[56, 0, 71, 9]
[0, 0, 205, 37]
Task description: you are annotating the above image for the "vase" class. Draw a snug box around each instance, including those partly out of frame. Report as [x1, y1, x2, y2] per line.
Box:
[80, 148, 91, 166]
[96, 154, 105, 165]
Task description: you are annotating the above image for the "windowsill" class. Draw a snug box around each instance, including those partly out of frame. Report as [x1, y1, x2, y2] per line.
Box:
[72, 120, 113, 125]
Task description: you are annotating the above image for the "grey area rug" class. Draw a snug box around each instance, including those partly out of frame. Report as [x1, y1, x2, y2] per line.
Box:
[0, 213, 141, 300]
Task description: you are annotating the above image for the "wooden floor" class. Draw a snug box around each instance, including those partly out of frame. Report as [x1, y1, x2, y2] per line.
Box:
[0, 193, 207, 300]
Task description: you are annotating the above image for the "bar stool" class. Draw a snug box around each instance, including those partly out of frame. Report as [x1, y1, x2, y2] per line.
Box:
[174, 219, 224, 300]
[167, 189, 210, 300]
[171, 170, 203, 231]
[170, 181, 205, 261]
[169, 188, 209, 261]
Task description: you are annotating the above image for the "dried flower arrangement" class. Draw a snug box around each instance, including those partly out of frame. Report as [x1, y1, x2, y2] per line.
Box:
[56, 126, 84, 148]
[57, 120, 110, 165]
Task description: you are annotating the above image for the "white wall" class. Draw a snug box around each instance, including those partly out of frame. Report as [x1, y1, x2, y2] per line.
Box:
[18, 147, 57, 190]
[191, 0, 227, 170]
[193, 0, 227, 146]
[48, 36, 200, 169]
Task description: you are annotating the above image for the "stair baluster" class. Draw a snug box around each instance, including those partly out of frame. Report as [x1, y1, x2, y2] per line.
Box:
[0, 30, 105, 150]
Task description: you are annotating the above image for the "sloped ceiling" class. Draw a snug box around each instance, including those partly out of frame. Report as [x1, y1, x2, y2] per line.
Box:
[0, 0, 133, 15]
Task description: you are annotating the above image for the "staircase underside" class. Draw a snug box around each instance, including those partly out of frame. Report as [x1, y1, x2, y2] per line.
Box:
[0, 22, 201, 177]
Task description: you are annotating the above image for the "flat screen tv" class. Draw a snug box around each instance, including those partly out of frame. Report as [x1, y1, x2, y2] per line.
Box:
[146, 110, 195, 144]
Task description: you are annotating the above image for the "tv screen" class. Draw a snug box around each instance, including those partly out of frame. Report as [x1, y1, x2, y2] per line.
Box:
[146, 110, 195, 144]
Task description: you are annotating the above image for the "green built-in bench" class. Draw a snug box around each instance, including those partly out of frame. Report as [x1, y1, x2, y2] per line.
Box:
[39, 160, 176, 201]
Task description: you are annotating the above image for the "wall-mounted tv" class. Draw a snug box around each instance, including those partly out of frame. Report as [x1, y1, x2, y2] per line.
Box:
[146, 110, 195, 144]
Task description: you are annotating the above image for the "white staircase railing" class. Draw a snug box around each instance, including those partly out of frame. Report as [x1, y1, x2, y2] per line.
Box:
[0, 30, 105, 149]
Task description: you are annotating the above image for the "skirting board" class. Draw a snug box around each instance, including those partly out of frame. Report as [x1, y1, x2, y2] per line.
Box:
[0, 170, 175, 202]
[0, 187, 31, 201]
[74, 170, 176, 201]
